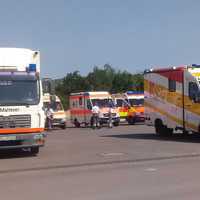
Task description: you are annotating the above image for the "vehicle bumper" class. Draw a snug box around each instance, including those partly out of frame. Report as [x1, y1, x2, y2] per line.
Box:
[99, 117, 120, 124]
[135, 116, 145, 122]
[52, 119, 66, 127]
[0, 132, 45, 150]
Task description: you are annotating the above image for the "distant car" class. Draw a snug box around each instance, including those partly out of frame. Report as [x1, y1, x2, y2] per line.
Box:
[43, 94, 67, 129]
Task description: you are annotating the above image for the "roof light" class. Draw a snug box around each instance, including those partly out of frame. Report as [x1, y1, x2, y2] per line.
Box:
[29, 64, 36, 72]
[126, 91, 143, 95]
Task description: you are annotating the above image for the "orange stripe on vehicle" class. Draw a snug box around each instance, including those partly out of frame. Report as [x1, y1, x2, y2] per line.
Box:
[70, 94, 110, 99]
[134, 107, 145, 112]
[54, 112, 65, 115]
[89, 94, 110, 98]
[0, 128, 45, 134]
[70, 95, 85, 99]
[119, 107, 129, 112]
[70, 110, 92, 114]
[145, 102, 198, 131]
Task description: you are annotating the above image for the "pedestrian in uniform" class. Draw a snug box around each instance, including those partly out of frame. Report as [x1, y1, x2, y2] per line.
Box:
[108, 103, 113, 128]
[92, 102, 100, 129]
[45, 105, 54, 130]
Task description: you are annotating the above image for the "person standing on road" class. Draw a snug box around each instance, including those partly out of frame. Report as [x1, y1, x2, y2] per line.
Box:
[108, 103, 113, 128]
[45, 105, 54, 130]
[92, 102, 100, 129]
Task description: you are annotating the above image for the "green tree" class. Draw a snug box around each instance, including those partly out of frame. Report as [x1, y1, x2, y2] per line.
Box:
[111, 71, 135, 93]
[87, 64, 115, 91]
[56, 71, 90, 109]
[132, 73, 144, 91]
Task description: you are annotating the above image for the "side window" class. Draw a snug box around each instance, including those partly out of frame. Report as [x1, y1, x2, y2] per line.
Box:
[168, 79, 176, 92]
[79, 97, 82, 105]
[87, 99, 92, 110]
[189, 82, 199, 100]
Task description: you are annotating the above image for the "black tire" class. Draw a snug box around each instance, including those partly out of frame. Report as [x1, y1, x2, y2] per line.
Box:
[30, 147, 39, 155]
[74, 119, 80, 128]
[90, 117, 94, 128]
[61, 123, 66, 129]
[113, 121, 119, 126]
[167, 128, 173, 136]
[127, 117, 135, 125]
[83, 123, 89, 128]
[155, 119, 163, 136]
[155, 119, 173, 137]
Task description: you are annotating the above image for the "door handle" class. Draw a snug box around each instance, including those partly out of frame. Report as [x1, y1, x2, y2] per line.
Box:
[186, 104, 192, 108]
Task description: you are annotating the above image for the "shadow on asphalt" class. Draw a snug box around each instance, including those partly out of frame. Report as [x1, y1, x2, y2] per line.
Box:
[101, 133, 200, 143]
[0, 149, 37, 159]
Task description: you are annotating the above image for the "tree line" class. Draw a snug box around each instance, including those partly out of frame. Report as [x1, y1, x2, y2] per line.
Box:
[55, 64, 144, 110]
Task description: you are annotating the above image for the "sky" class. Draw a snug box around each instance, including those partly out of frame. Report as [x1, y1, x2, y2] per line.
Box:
[1, 0, 200, 79]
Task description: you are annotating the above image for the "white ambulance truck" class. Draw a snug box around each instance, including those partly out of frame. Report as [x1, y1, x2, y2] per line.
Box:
[0, 48, 45, 154]
[144, 65, 200, 136]
[70, 91, 120, 127]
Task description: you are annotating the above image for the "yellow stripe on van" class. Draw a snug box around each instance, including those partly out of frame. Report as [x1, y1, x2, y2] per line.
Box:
[193, 72, 200, 77]
[144, 102, 198, 131]
[144, 79, 200, 116]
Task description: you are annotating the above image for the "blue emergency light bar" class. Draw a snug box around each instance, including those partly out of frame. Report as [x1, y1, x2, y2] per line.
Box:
[29, 64, 36, 72]
[125, 91, 143, 95]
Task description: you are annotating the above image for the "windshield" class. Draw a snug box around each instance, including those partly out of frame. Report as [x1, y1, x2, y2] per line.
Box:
[116, 99, 123, 107]
[0, 80, 40, 106]
[129, 99, 144, 107]
[91, 98, 114, 108]
[51, 101, 63, 111]
[43, 102, 51, 109]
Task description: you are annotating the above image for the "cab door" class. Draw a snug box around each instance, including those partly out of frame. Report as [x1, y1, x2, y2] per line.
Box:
[184, 81, 200, 132]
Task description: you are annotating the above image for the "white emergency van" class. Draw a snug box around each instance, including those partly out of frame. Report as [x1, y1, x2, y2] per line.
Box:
[0, 48, 45, 154]
[50, 95, 66, 129]
[70, 91, 120, 127]
[144, 64, 200, 136]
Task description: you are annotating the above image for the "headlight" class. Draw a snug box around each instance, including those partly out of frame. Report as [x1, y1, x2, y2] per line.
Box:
[116, 112, 120, 117]
[61, 118, 66, 122]
[99, 113, 104, 118]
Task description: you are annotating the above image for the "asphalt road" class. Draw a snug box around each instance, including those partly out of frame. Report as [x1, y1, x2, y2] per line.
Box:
[1, 123, 200, 199]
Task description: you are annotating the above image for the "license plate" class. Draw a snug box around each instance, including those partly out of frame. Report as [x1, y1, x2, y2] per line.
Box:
[0, 135, 17, 141]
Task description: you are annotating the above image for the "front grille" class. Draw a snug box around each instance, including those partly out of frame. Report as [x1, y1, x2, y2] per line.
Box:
[103, 113, 116, 117]
[0, 115, 31, 129]
[0, 140, 22, 146]
[53, 118, 62, 123]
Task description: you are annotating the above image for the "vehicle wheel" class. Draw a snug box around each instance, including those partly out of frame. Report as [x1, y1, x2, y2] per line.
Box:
[74, 119, 80, 128]
[30, 147, 39, 155]
[90, 117, 94, 128]
[113, 121, 119, 126]
[166, 128, 173, 136]
[155, 120, 173, 137]
[84, 123, 89, 128]
[61, 123, 66, 129]
[155, 119, 163, 136]
[128, 117, 135, 125]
